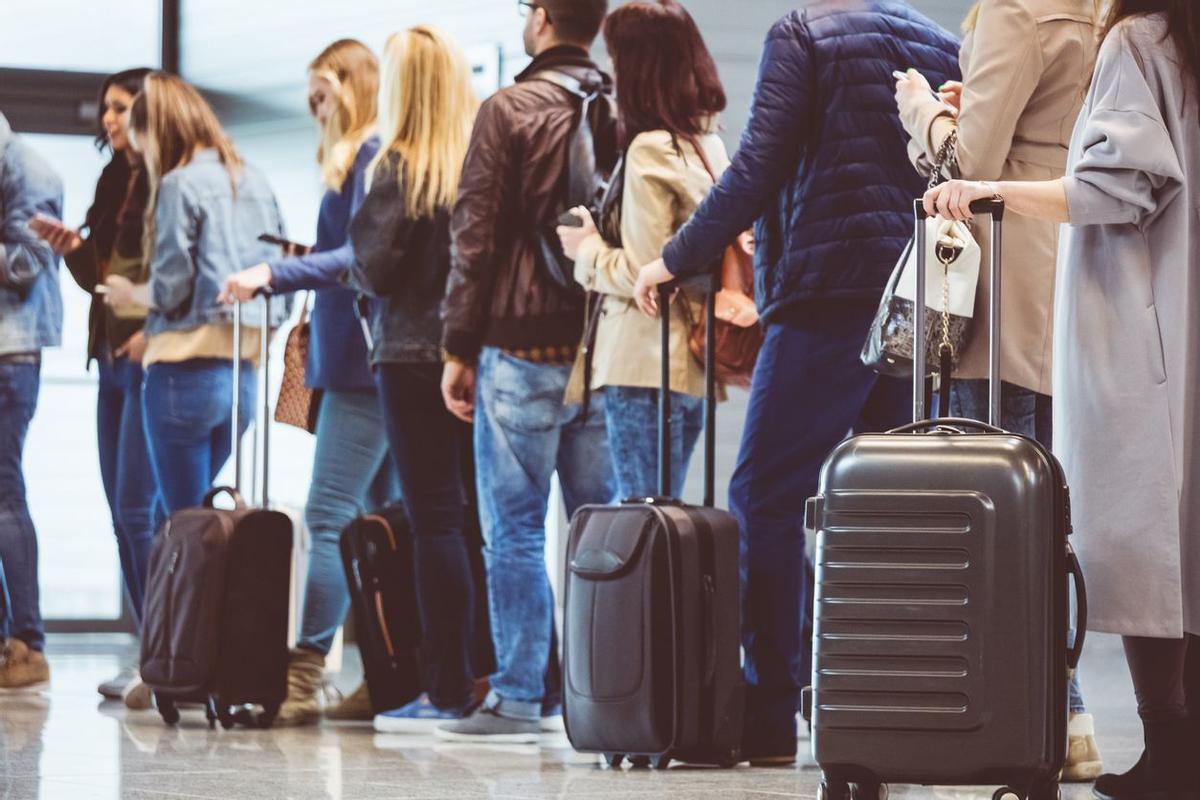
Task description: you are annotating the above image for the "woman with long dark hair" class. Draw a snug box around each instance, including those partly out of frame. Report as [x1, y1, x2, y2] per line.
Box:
[925, 2, 1200, 794]
[29, 67, 160, 703]
[557, 0, 728, 499]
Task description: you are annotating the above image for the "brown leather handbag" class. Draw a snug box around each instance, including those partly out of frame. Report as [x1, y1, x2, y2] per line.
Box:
[274, 295, 321, 434]
[687, 234, 763, 389]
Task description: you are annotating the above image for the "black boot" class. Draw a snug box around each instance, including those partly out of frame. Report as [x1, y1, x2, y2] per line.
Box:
[1092, 717, 1193, 800]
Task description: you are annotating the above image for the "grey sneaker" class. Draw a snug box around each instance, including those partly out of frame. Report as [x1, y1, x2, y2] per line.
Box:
[98, 664, 138, 699]
[434, 706, 540, 744]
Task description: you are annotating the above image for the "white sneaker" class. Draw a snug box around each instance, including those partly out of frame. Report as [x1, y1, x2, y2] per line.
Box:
[98, 664, 138, 699]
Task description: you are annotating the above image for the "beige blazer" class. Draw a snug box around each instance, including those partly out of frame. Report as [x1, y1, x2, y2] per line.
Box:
[566, 129, 730, 401]
[900, 0, 1096, 395]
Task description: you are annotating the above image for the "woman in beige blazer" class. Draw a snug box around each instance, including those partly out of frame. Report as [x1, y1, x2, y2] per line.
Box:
[558, 0, 728, 501]
[895, 0, 1101, 782]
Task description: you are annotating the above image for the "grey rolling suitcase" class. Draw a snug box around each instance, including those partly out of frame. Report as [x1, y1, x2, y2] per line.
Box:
[803, 200, 1088, 800]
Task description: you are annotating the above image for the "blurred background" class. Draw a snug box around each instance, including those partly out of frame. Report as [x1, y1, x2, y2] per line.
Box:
[0, 0, 969, 633]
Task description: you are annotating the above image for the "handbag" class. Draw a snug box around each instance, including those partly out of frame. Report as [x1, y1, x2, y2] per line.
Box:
[685, 141, 764, 389]
[861, 128, 979, 380]
[274, 293, 321, 434]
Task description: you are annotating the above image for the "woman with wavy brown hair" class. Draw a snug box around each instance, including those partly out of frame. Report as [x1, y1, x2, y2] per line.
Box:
[926, 2, 1200, 794]
[221, 39, 400, 727]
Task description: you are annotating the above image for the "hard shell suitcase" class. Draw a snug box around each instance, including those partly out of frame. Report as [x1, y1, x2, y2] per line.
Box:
[141, 296, 295, 729]
[803, 200, 1088, 800]
[563, 281, 744, 770]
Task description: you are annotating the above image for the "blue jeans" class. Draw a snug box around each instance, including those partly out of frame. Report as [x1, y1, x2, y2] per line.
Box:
[142, 358, 255, 515]
[731, 306, 911, 747]
[951, 379, 1087, 714]
[603, 386, 703, 500]
[376, 363, 476, 709]
[0, 360, 43, 651]
[475, 348, 616, 721]
[297, 389, 399, 656]
[97, 354, 161, 623]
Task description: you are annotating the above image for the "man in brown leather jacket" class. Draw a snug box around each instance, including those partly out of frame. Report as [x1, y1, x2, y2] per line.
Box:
[436, 0, 617, 743]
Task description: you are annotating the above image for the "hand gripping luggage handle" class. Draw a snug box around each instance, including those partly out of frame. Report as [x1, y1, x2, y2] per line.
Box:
[1067, 545, 1088, 670]
[658, 277, 718, 506]
[231, 291, 273, 506]
[911, 198, 1005, 425]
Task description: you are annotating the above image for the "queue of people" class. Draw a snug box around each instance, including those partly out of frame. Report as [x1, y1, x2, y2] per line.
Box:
[0, 0, 1197, 795]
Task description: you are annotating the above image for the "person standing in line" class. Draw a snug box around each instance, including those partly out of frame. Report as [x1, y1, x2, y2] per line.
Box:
[104, 73, 290, 515]
[632, 1, 960, 764]
[30, 67, 162, 705]
[557, 0, 729, 500]
[894, 0, 1102, 779]
[0, 112, 63, 692]
[436, 0, 617, 743]
[346, 25, 483, 732]
[925, 2, 1200, 794]
[221, 39, 400, 726]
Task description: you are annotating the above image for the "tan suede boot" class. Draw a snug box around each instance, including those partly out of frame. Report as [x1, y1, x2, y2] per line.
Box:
[325, 682, 373, 722]
[1063, 712, 1104, 782]
[0, 639, 50, 693]
[273, 648, 326, 727]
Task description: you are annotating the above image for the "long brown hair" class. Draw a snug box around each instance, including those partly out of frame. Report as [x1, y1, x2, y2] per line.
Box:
[370, 26, 477, 218]
[130, 72, 241, 256]
[309, 39, 379, 191]
[602, 0, 726, 149]
[1100, 0, 1200, 101]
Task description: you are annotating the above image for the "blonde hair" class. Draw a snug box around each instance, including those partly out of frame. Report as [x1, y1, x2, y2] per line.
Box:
[369, 26, 477, 218]
[310, 39, 379, 191]
[131, 72, 241, 258]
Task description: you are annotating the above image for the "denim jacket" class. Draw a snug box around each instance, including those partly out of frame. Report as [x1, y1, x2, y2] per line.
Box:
[145, 149, 290, 336]
[0, 114, 64, 355]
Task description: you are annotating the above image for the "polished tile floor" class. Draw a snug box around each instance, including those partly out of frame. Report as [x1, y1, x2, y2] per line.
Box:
[1, 634, 1138, 800]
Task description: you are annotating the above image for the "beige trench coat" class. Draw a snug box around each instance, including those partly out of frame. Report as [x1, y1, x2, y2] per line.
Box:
[900, 0, 1096, 395]
[566, 129, 730, 403]
[1056, 14, 1200, 638]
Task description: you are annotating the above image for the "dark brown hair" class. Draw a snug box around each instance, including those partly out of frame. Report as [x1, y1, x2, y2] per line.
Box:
[1102, 0, 1200, 106]
[541, 0, 608, 46]
[602, 0, 726, 149]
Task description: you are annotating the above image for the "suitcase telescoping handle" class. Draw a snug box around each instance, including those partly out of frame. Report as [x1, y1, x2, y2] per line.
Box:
[658, 275, 718, 506]
[231, 291, 274, 507]
[912, 198, 1004, 426]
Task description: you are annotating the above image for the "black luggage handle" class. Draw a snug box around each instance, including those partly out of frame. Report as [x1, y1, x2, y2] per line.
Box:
[658, 276, 718, 506]
[1067, 545, 1088, 670]
[203, 486, 245, 509]
[888, 417, 1005, 435]
[911, 198, 1004, 425]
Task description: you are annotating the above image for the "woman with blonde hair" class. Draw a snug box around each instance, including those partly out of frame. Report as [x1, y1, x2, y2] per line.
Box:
[220, 39, 401, 726]
[893, 0, 1101, 779]
[106, 72, 288, 514]
[347, 25, 481, 731]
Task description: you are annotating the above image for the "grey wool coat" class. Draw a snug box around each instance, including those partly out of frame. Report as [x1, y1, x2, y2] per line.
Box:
[1054, 13, 1200, 638]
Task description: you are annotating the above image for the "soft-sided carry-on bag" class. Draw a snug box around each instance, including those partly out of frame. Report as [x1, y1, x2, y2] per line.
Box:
[563, 280, 744, 770]
[803, 200, 1088, 800]
[141, 296, 294, 729]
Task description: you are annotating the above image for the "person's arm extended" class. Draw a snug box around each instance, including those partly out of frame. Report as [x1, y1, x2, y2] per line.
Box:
[441, 97, 513, 362]
[923, 177, 1069, 222]
[661, 13, 814, 279]
[0, 149, 63, 292]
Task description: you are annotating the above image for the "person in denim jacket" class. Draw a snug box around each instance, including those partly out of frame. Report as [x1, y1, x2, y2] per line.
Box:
[105, 74, 289, 515]
[0, 112, 63, 692]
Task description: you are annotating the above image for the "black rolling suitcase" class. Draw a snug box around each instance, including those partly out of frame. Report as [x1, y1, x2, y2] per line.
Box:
[803, 200, 1088, 800]
[563, 282, 744, 770]
[141, 296, 294, 729]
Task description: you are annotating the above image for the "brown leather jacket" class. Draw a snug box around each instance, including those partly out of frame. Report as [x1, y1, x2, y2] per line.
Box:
[441, 46, 617, 361]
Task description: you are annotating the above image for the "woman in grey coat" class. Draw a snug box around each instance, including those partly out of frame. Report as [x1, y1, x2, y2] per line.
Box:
[925, 2, 1198, 797]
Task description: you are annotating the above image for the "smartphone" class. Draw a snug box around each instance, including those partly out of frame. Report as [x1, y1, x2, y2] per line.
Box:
[258, 233, 294, 247]
[557, 211, 585, 229]
[893, 70, 910, 81]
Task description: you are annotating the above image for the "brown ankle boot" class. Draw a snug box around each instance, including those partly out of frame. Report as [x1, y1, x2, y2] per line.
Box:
[274, 648, 325, 727]
[0, 639, 50, 692]
[326, 682, 373, 722]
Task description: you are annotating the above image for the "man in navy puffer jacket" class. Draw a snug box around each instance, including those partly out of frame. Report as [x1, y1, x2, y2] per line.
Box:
[634, 1, 959, 763]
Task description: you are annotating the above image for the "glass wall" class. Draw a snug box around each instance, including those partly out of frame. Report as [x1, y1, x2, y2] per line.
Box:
[0, 0, 159, 73]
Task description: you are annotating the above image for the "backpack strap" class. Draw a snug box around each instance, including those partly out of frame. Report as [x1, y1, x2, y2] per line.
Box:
[529, 70, 597, 103]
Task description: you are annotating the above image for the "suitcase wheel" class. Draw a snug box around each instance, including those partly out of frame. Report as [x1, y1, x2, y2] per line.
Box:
[157, 696, 180, 726]
[651, 755, 672, 771]
[851, 781, 888, 800]
[218, 707, 236, 730]
[604, 754, 624, 768]
[819, 777, 851, 800]
[628, 756, 651, 769]
[256, 703, 280, 730]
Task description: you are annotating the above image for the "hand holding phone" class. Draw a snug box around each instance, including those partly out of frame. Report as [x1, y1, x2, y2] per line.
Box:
[893, 70, 911, 81]
[28, 214, 83, 255]
[257, 233, 312, 258]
